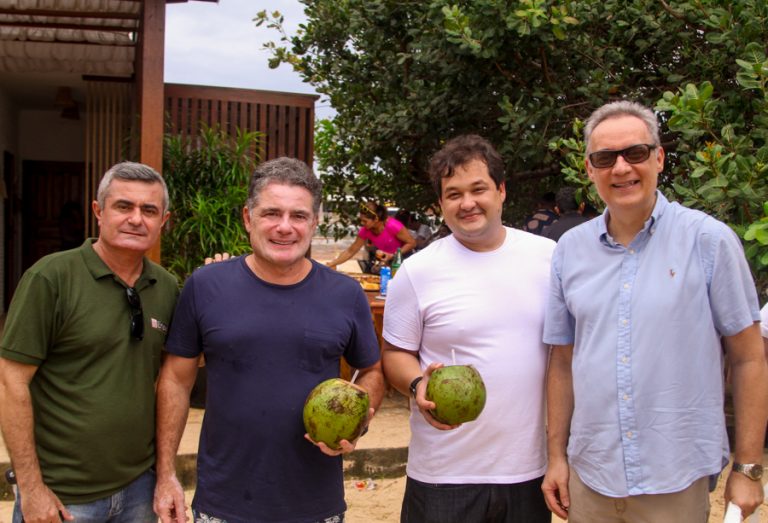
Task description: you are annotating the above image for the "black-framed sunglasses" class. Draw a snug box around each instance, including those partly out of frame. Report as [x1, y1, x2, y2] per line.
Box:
[125, 287, 144, 341]
[588, 143, 657, 169]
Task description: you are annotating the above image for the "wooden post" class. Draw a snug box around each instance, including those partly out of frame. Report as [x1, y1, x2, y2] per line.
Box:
[136, 1, 165, 263]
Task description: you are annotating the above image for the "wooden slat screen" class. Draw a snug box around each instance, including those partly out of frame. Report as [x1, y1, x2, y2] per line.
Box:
[164, 83, 318, 166]
[84, 81, 134, 236]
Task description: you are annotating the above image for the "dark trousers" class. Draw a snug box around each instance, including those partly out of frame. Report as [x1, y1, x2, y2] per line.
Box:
[400, 475, 550, 523]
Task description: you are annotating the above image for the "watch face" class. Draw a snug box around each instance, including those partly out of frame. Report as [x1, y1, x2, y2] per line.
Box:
[735, 463, 763, 480]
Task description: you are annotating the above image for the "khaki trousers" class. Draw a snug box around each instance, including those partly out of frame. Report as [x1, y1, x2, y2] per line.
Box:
[567, 469, 710, 523]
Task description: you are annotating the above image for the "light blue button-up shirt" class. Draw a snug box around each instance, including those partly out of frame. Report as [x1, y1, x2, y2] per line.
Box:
[543, 191, 760, 497]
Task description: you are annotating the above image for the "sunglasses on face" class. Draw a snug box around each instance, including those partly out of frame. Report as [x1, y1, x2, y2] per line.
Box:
[588, 143, 657, 169]
[125, 287, 144, 341]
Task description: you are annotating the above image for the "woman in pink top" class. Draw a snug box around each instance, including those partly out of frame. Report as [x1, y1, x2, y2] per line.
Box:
[327, 201, 416, 272]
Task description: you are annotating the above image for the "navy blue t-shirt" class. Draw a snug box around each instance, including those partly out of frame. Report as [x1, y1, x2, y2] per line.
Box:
[166, 257, 380, 523]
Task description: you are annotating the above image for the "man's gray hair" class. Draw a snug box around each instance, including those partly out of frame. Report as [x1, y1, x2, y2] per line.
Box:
[583, 101, 661, 154]
[247, 157, 322, 215]
[97, 162, 169, 212]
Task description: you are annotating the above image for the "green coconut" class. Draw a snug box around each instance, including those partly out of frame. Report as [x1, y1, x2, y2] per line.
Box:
[303, 378, 370, 450]
[426, 365, 487, 425]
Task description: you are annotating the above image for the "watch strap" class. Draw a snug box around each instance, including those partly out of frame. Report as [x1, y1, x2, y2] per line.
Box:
[409, 376, 423, 398]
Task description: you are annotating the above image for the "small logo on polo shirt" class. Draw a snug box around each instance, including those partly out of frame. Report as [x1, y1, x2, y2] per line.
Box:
[151, 318, 168, 333]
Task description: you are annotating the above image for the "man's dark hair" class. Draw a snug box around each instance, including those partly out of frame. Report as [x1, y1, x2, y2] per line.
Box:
[247, 157, 322, 215]
[428, 134, 505, 197]
[555, 187, 580, 213]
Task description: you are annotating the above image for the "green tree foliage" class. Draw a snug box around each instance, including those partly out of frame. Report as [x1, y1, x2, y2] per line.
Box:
[162, 125, 261, 282]
[657, 40, 768, 291]
[258, 1, 768, 286]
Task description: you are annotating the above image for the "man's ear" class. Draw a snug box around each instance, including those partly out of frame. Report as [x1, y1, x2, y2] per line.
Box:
[242, 206, 252, 233]
[91, 200, 102, 222]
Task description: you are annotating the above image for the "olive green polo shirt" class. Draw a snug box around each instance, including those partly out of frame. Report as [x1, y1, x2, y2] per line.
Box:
[0, 239, 178, 503]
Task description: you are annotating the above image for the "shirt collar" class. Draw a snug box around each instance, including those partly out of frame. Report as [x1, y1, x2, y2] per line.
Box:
[80, 238, 158, 289]
[598, 190, 669, 248]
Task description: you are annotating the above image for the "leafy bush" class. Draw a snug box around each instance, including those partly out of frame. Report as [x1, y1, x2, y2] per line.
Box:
[162, 125, 261, 282]
[656, 41, 768, 293]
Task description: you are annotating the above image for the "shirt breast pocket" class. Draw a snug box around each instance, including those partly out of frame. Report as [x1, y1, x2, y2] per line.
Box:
[299, 328, 346, 373]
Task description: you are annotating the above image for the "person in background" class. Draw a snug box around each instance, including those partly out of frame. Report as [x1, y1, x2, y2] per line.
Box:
[382, 134, 554, 523]
[395, 210, 433, 251]
[0, 162, 177, 523]
[154, 157, 384, 523]
[326, 201, 416, 272]
[581, 202, 600, 219]
[522, 191, 558, 235]
[543, 100, 768, 522]
[542, 186, 590, 242]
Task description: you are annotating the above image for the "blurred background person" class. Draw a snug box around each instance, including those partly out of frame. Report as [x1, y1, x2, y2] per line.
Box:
[395, 209, 433, 252]
[522, 192, 558, 235]
[327, 201, 415, 273]
[543, 186, 590, 241]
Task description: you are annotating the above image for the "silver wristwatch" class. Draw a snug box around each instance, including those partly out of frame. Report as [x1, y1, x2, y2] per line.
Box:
[732, 463, 763, 481]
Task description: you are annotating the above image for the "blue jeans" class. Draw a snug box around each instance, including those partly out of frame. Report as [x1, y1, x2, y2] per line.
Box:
[401, 476, 550, 523]
[13, 468, 156, 523]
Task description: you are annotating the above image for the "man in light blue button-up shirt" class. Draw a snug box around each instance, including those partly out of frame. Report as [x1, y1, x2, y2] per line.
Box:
[542, 101, 768, 522]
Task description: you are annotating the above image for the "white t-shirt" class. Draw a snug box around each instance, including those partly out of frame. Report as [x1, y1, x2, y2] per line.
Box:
[383, 228, 555, 483]
[761, 303, 768, 338]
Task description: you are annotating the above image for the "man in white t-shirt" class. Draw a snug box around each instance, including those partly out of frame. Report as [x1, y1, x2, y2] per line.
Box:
[382, 134, 555, 523]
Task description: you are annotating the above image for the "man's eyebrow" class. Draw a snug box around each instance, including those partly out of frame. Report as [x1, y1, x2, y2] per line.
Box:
[112, 199, 160, 210]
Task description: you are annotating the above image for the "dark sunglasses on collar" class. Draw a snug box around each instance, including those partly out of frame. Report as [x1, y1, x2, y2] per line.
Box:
[125, 287, 144, 341]
[588, 143, 657, 169]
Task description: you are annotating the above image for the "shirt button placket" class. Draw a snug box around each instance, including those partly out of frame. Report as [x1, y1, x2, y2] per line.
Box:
[617, 246, 641, 492]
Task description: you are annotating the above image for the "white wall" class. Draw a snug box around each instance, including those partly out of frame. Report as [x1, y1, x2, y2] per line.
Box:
[19, 110, 85, 162]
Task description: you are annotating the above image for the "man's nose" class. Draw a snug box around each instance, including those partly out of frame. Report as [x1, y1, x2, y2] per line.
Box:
[459, 193, 476, 209]
[611, 154, 633, 174]
[127, 207, 143, 223]
[276, 214, 292, 231]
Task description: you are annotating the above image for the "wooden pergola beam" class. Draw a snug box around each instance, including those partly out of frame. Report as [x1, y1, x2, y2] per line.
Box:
[0, 8, 139, 19]
[0, 21, 138, 32]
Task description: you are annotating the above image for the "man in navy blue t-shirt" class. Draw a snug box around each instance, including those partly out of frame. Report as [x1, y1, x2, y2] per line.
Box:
[153, 157, 385, 523]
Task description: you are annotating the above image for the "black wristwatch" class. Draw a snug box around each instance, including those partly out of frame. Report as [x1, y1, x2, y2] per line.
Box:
[409, 376, 423, 398]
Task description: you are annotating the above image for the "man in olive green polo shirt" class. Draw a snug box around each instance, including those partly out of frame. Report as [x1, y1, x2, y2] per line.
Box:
[0, 162, 178, 523]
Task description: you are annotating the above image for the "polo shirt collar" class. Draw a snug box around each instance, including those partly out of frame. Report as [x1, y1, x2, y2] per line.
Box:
[80, 238, 158, 289]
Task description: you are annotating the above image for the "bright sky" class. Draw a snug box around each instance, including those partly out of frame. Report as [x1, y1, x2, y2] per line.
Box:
[165, 0, 334, 120]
